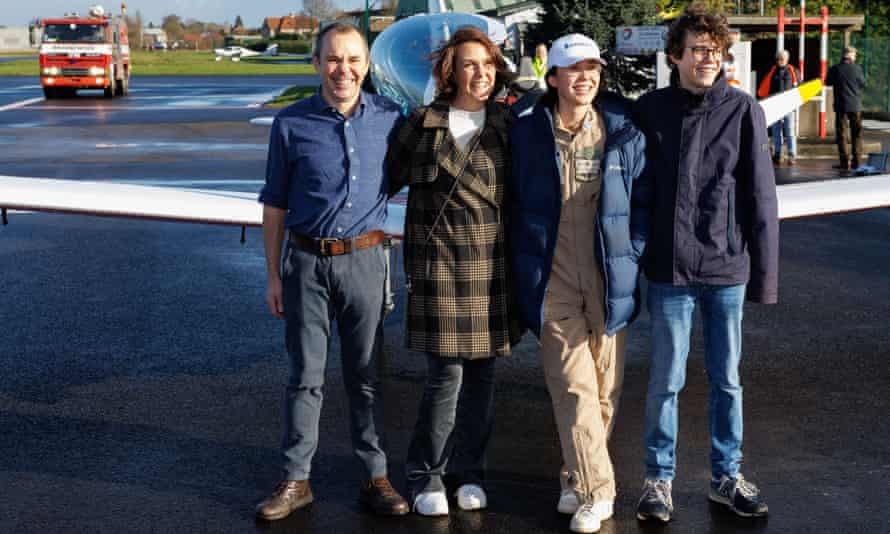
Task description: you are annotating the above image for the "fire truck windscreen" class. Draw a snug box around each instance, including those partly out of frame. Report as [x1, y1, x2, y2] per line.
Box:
[42, 24, 106, 43]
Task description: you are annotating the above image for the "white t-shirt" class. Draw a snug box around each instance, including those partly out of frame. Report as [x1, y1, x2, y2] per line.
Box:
[449, 106, 486, 151]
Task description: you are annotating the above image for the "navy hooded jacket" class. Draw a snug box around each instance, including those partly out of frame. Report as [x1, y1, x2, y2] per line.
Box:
[632, 75, 779, 304]
[508, 92, 648, 337]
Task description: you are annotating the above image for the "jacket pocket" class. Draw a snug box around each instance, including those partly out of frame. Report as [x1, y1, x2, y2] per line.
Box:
[727, 188, 738, 254]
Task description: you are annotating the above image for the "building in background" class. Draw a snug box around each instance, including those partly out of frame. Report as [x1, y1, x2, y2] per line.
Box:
[261, 14, 318, 39]
[0, 27, 34, 51]
[141, 28, 168, 49]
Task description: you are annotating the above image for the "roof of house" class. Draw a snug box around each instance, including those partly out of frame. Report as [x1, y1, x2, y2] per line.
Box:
[263, 14, 319, 33]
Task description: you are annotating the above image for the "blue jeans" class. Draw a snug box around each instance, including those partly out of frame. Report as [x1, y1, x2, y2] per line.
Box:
[281, 242, 389, 480]
[406, 354, 496, 497]
[770, 113, 796, 158]
[643, 282, 745, 481]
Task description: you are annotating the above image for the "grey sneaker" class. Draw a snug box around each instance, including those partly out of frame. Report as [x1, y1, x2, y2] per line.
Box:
[636, 478, 673, 522]
[709, 473, 769, 518]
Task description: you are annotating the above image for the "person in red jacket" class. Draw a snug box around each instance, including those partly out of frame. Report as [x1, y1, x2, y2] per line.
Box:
[758, 50, 799, 164]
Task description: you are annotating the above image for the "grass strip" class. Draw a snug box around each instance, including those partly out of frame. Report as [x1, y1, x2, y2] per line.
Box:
[265, 85, 316, 107]
[0, 51, 317, 76]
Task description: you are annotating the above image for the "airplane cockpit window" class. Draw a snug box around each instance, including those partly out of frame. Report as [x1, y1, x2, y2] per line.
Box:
[370, 13, 502, 111]
[42, 24, 107, 43]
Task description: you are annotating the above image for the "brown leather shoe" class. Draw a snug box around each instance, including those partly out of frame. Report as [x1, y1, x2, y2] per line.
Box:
[359, 477, 409, 516]
[256, 480, 313, 521]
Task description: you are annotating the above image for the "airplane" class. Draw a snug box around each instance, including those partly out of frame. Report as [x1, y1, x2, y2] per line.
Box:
[213, 45, 272, 62]
[3, 12, 890, 242]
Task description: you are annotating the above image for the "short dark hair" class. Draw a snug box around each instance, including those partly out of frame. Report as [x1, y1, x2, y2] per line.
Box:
[664, 3, 730, 69]
[430, 26, 514, 102]
[540, 64, 608, 110]
[313, 22, 368, 60]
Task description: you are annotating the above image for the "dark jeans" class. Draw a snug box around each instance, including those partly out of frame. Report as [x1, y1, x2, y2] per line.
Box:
[281, 242, 389, 481]
[406, 354, 496, 497]
[835, 111, 863, 167]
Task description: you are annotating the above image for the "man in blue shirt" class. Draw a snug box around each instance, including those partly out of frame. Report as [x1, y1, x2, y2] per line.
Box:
[255, 22, 408, 521]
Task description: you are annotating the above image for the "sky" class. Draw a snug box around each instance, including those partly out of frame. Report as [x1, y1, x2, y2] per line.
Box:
[3, 0, 369, 28]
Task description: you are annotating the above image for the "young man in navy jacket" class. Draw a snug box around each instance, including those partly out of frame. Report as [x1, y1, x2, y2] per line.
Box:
[631, 6, 778, 523]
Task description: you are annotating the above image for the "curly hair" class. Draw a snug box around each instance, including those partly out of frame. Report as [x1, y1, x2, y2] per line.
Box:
[664, 3, 730, 69]
[430, 26, 514, 102]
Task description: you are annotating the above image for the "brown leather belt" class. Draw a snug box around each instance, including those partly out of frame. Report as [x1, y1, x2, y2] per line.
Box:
[289, 229, 385, 256]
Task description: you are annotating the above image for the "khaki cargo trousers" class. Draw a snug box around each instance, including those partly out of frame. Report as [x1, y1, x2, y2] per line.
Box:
[540, 298, 626, 504]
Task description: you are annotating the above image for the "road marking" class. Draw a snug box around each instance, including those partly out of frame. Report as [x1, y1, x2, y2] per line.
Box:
[30, 104, 261, 110]
[0, 97, 44, 112]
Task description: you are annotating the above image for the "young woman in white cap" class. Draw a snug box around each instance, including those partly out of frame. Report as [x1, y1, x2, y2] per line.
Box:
[508, 34, 648, 533]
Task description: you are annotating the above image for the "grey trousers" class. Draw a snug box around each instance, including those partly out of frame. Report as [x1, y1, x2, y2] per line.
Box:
[280, 242, 389, 481]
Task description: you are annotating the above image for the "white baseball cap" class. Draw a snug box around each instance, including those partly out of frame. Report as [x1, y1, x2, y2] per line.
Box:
[548, 34, 607, 68]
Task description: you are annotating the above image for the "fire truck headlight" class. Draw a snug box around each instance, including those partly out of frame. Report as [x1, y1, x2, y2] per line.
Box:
[42, 66, 61, 76]
[88, 66, 106, 77]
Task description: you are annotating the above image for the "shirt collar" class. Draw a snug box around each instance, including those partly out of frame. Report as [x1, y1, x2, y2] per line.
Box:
[553, 105, 594, 137]
[310, 88, 370, 118]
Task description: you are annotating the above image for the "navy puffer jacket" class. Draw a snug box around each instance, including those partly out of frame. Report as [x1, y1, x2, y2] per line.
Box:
[508, 92, 648, 337]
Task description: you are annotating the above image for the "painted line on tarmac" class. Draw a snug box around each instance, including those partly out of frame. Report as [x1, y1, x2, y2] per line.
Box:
[30, 104, 263, 111]
[0, 97, 44, 112]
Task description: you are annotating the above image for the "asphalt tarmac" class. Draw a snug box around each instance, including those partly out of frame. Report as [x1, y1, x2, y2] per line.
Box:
[1, 76, 889, 534]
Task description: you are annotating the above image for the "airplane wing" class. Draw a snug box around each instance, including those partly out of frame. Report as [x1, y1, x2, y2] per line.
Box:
[775, 175, 890, 219]
[1, 174, 887, 235]
[0, 176, 407, 238]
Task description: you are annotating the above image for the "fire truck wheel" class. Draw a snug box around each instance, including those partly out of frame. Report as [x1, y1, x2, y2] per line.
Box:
[117, 73, 129, 96]
[43, 87, 56, 99]
[104, 77, 116, 98]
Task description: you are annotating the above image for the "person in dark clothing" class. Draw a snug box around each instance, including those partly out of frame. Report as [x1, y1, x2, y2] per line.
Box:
[632, 5, 776, 524]
[826, 46, 866, 170]
[758, 50, 799, 164]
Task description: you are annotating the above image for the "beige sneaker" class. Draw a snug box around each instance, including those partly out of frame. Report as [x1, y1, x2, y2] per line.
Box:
[570, 502, 601, 533]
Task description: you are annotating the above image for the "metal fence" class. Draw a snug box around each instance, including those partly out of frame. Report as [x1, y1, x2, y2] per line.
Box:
[830, 34, 890, 113]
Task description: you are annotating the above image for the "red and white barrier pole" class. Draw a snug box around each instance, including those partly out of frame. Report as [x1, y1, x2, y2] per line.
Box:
[777, 6, 785, 56]
[820, 5, 829, 138]
[799, 0, 806, 76]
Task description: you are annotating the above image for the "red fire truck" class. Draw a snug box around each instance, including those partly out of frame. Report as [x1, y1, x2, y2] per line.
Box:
[39, 5, 130, 99]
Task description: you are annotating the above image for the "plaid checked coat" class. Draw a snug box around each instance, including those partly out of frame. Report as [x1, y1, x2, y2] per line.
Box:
[388, 98, 522, 359]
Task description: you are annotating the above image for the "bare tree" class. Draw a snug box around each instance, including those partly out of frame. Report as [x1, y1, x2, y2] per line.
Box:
[161, 14, 184, 42]
[124, 10, 143, 50]
[304, 0, 337, 21]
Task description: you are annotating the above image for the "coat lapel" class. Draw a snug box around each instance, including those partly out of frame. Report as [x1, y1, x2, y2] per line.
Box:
[424, 99, 508, 208]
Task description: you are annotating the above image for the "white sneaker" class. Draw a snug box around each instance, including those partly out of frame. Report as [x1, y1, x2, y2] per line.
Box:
[569, 502, 601, 533]
[413, 491, 449, 516]
[592, 500, 613, 521]
[455, 484, 487, 510]
[557, 488, 579, 514]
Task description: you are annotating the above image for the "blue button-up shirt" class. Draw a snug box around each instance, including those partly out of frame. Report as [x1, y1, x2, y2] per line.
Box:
[259, 90, 404, 238]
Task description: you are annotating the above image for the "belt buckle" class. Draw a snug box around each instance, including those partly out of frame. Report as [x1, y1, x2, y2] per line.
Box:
[319, 237, 338, 255]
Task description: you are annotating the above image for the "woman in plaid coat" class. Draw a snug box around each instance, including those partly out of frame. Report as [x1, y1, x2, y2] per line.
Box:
[386, 26, 520, 516]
